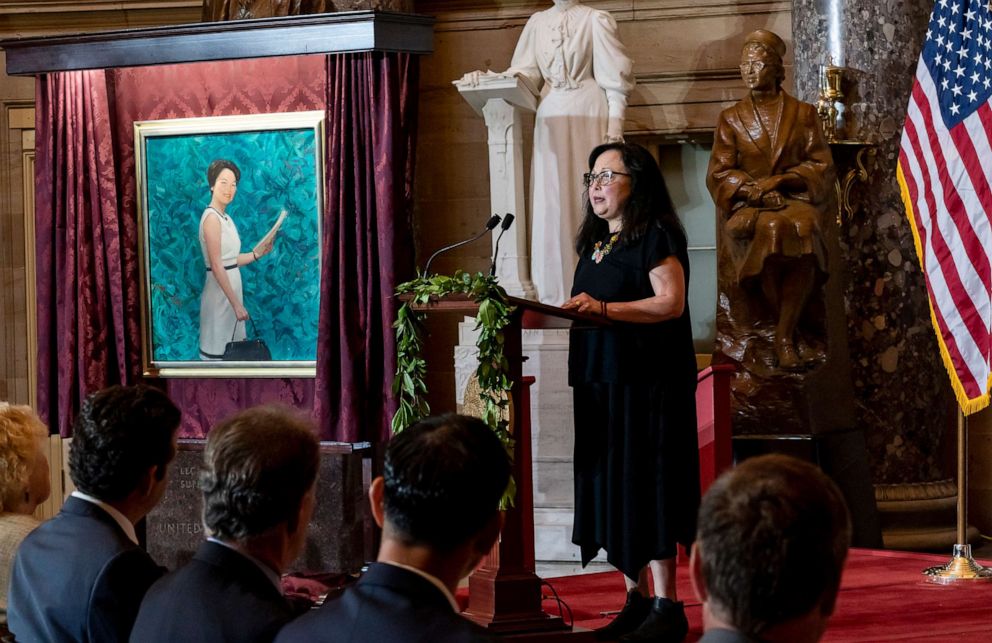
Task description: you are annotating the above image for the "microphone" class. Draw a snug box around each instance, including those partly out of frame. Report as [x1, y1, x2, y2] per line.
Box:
[489, 214, 516, 277]
[423, 214, 501, 275]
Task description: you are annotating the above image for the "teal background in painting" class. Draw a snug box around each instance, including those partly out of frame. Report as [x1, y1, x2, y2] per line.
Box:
[144, 128, 321, 362]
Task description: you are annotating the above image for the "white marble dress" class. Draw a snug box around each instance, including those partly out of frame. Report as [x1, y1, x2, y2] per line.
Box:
[198, 207, 245, 359]
[507, 1, 634, 304]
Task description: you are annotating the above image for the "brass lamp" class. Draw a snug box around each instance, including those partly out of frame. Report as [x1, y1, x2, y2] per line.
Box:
[817, 64, 847, 142]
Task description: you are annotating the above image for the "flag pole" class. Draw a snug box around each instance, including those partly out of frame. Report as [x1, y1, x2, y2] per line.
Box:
[922, 408, 992, 582]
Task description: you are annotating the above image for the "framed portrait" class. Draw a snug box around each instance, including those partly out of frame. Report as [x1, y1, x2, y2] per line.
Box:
[135, 111, 324, 377]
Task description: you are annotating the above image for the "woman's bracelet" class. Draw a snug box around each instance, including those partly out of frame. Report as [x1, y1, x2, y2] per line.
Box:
[600, 300, 608, 318]
[251, 250, 258, 261]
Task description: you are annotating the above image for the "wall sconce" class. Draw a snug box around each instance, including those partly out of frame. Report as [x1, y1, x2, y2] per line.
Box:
[817, 63, 847, 142]
[816, 61, 876, 224]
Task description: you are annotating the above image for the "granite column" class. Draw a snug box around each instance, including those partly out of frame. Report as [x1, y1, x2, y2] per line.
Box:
[792, 0, 954, 484]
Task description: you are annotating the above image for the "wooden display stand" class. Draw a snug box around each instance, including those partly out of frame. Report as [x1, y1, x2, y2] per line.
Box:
[408, 294, 605, 639]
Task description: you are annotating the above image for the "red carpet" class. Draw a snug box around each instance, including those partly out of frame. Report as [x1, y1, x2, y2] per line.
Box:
[533, 548, 992, 641]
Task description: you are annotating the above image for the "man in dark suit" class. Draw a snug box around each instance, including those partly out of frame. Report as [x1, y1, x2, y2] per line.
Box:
[691, 454, 852, 643]
[131, 405, 320, 643]
[8, 385, 181, 643]
[275, 413, 511, 643]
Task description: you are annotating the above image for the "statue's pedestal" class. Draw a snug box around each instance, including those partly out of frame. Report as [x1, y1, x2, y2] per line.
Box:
[147, 439, 370, 573]
[453, 74, 537, 299]
[455, 319, 606, 563]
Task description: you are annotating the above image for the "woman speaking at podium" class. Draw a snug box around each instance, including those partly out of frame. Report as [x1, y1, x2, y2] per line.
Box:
[563, 142, 699, 642]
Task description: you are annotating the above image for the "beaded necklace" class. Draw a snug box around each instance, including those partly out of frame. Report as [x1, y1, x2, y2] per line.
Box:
[591, 232, 621, 264]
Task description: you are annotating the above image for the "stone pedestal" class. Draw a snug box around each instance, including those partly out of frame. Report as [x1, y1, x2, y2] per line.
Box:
[455, 320, 605, 563]
[147, 439, 370, 573]
[453, 75, 537, 299]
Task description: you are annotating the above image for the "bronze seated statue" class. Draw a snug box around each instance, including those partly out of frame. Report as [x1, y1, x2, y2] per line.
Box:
[707, 29, 836, 370]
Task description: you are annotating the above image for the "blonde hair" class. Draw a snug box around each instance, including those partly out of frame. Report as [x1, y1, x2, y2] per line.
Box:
[0, 404, 48, 512]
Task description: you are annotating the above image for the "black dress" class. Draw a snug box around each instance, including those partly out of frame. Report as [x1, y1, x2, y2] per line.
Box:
[568, 222, 700, 580]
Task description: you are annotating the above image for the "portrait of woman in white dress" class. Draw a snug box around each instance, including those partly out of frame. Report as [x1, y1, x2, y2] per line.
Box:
[198, 159, 275, 360]
[138, 112, 324, 371]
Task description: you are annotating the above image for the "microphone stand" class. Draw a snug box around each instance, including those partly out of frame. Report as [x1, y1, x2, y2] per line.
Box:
[489, 214, 516, 277]
[423, 214, 501, 276]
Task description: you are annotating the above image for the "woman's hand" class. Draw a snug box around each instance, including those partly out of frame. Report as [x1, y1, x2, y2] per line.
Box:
[255, 238, 275, 258]
[563, 292, 603, 315]
[234, 303, 250, 321]
[753, 175, 783, 195]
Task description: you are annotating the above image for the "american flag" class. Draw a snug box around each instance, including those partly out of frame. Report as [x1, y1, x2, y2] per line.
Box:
[898, 0, 992, 413]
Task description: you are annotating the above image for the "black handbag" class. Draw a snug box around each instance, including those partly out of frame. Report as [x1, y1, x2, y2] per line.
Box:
[222, 318, 272, 361]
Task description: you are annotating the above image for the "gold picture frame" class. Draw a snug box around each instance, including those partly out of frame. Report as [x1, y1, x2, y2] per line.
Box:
[134, 111, 325, 378]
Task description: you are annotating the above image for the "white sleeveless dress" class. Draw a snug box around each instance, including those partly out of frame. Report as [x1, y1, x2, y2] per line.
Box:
[198, 207, 245, 359]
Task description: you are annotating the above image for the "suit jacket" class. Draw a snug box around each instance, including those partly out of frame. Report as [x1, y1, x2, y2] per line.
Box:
[274, 562, 495, 643]
[707, 91, 835, 217]
[7, 496, 165, 643]
[131, 540, 296, 643]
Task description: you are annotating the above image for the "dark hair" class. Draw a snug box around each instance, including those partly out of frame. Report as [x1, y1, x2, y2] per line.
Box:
[575, 142, 687, 255]
[68, 385, 181, 502]
[200, 406, 320, 541]
[697, 454, 851, 636]
[206, 159, 241, 188]
[383, 414, 510, 552]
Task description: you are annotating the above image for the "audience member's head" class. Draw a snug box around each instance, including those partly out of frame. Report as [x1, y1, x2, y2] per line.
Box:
[691, 454, 851, 643]
[68, 385, 180, 514]
[0, 404, 50, 515]
[200, 405, 319, 569]
[372, 414, 511, 587]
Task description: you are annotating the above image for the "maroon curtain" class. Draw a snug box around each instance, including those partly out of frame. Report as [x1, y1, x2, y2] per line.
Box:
[314, 52, 418, 443]
[108, 57, 326, 439]
[35, 71, 142, 436]
[34, 54, 417, 442]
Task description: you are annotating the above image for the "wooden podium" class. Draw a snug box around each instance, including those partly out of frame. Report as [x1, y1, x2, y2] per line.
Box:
[408, 294, 606, 639]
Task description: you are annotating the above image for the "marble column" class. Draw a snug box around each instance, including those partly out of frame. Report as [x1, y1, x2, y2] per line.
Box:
[792, 0, 954, 484]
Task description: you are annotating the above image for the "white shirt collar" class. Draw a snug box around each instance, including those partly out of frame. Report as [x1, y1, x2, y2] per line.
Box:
[379, 561, 460, 612]
[70, 491, 138, 545]
[206, 537, 283, 593]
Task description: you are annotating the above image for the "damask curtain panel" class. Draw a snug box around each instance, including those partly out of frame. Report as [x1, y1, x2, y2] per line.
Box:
[34, 54, 419, 441]
[315, 52, 419, 443]
[35, 70, 142, 436]
[109, 56, 326, 439]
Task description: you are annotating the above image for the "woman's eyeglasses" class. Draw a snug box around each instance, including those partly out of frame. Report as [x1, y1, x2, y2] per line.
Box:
[583, 170, 631, 187]
[739, 61, 767, 73]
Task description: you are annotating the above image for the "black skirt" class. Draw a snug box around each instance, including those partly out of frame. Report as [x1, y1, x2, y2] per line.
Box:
[571, 379, 700, 580]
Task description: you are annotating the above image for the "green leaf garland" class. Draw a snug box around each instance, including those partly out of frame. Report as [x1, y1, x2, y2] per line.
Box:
[392, 270, 517, 508]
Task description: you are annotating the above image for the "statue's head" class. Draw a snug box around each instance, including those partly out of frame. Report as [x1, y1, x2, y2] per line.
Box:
[740, 29, 786, 91]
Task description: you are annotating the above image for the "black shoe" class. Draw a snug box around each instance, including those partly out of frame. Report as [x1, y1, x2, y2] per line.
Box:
[594, 590, 652, 641]
[619, 597, 688, 643]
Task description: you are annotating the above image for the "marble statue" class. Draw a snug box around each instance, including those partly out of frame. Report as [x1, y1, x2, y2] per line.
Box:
[461, 0, 634, 305]
[707, 29, 836, 370]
